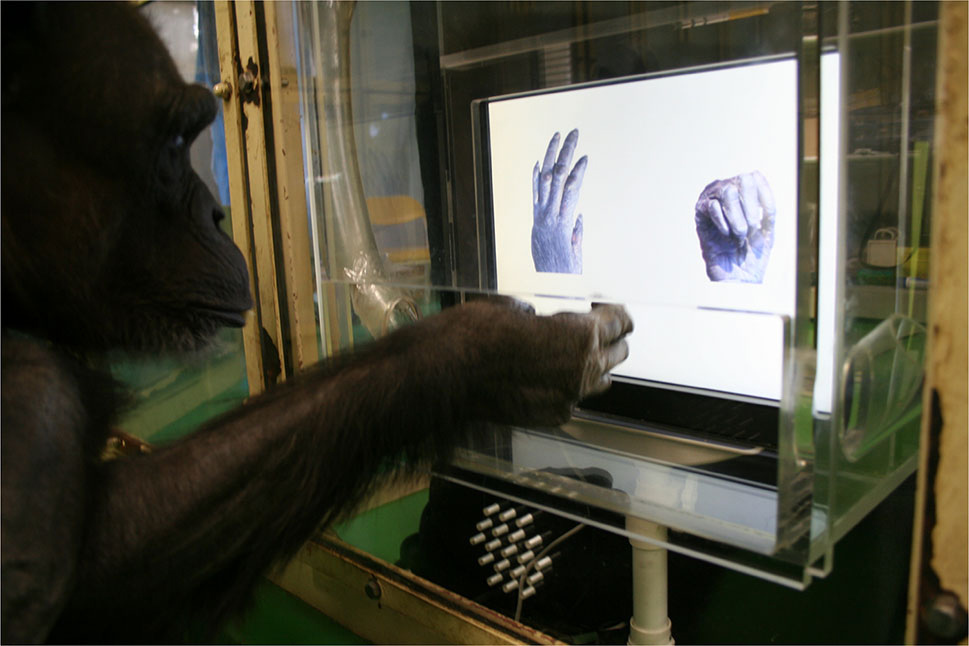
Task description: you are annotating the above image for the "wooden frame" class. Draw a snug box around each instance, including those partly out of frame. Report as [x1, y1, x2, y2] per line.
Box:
[214, 1, 266, 395]
[261, 3, 320, 372]
[271, 533, 562, 645]
[905, 2, 968, 642]
[214, 0, 320, 392]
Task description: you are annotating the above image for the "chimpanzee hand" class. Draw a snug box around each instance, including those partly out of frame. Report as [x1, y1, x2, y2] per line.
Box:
[694, 171, 776, 283]
[559, 303, 634, 399]
[427, 300, 632, 427]
[531, 129, 587, 274]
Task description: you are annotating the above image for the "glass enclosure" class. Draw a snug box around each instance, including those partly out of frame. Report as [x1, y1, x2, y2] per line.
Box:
[276, 0, 936, 588]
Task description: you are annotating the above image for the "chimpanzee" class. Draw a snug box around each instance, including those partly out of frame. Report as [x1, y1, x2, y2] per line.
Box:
[0, 3, 632, 642]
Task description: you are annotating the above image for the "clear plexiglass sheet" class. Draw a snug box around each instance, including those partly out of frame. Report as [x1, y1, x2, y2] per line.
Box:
[284, 0, 933, 586]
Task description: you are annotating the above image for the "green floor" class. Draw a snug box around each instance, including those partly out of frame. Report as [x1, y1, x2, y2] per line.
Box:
[220, 581, 369, 645]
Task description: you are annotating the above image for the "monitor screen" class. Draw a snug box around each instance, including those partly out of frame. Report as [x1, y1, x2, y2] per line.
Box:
[482, 57, 799, 403]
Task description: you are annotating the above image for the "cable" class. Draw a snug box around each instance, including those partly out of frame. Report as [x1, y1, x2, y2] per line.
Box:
[513, 522, 585, 622]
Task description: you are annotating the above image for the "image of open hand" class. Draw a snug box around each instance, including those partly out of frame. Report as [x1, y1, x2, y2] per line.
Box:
[694, 170, 776, 283]
[532, 129, 587, 274]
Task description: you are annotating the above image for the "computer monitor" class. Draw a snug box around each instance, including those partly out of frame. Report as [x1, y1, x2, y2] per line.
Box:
[478, 57, 800, 414]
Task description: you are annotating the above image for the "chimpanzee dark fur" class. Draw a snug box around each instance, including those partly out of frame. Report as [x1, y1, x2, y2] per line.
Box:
[1, 3, 631, 643]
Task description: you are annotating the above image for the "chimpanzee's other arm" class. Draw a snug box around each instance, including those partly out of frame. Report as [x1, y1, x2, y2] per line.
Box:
[1, 336, 120, 643]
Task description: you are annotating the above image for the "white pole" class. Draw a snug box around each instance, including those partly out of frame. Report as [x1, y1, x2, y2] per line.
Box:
[627, 517, 674, 645]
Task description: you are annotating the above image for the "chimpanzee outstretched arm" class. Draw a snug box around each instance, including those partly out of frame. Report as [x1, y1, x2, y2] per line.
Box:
[40, 301, 630, 642]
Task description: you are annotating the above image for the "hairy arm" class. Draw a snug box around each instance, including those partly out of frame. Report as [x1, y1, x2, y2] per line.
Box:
[1, 336, 122, 644]
[49, 301, 630, 641]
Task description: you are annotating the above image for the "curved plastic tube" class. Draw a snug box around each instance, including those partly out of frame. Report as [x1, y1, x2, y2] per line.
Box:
[317, 1, 419, 337]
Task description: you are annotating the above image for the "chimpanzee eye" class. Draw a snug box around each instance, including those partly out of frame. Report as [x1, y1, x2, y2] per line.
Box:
[172, 134, 186, 149]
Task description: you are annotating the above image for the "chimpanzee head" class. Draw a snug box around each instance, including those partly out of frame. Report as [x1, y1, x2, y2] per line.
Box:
[1, 2, 252, 352]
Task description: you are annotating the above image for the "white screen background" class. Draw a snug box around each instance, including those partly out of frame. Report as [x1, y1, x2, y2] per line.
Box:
[487, 60, 799, 401]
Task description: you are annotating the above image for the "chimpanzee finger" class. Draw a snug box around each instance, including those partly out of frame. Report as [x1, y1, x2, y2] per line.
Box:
[532, 162, 540, 209]
[547, 161, 570, 216]
[753, 170, 777, 219]
[700, 199, 730, 237]
[601, 337, 630, 374]
[539, 170, 553, 214]
[739, 173, 765, 229]
[720, 182, 748, 237]
[541, 132, 561, 177]
[560, 155, 587, 225]
[547, 130, 579, 215]
[590, 303, 634, 347]
[556, 129, 579, 171]
[586, 372, 613, 396]
[585, 338, 629, 396]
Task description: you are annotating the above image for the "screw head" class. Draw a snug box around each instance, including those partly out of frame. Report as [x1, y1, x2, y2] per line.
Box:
[923, 591, 969, 640]
[212, 81, 232, 100]
[364, 577, 381, 601]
